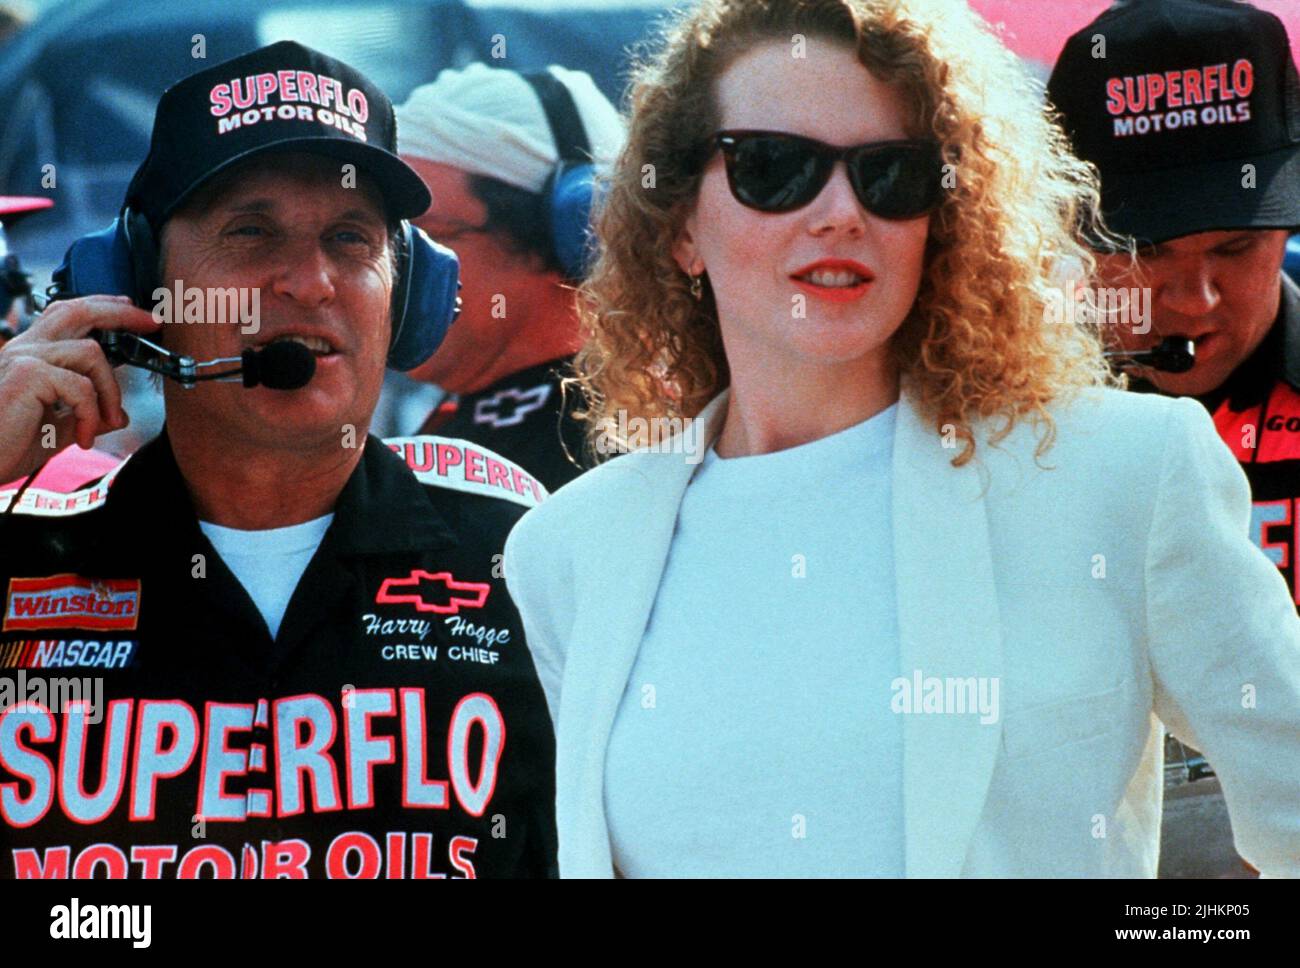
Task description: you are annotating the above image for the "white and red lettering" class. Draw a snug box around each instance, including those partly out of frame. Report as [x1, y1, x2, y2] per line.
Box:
[72, 842, 128, 878]
[436, 443, 463, 476]
[130, 844, 178, 879]
[0, 702, 55, 827]
[274, 694, 341, 817]
[400, 688, 449, 809]
[261, 838, 311, 879]
[447, 693, 505, 817]
[343, 689, 397, 810]
[1232, 58, 1254, 98]
[58, 699, 132, 825]
[411, 831, 445, 879]
[255, 72, 278, 105]
[449, 835, 478, 879]
[209, 83, 232, 117]
[464, 449, 487, 484]
[177, 844, 236, 879]
[196, 702, 254, 822]
[386, 831, 406, 879]
[12, 845, 69, 878]
[326, 831, 382, 879]
[129, 700, 199, 821]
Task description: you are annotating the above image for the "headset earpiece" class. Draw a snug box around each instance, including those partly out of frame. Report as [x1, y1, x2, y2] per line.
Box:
[545, 159, 600, 282]
[50, 216, 132, 303]
[523, 71, 599, 281]
[123, 207, 160, 309]
[386, 220, 461, 371]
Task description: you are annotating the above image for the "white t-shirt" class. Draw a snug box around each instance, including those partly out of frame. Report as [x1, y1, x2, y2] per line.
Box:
[604, 403, 902, 877]
[198, 514, 334, 639]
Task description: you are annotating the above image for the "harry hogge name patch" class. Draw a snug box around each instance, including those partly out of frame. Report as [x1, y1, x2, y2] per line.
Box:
[3, 577, 141, 633]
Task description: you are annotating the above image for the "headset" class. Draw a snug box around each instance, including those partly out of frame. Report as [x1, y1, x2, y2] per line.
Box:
[523, 71, 601, 281]
[0, 223, 36, 334]
[50, 203, 461, 372]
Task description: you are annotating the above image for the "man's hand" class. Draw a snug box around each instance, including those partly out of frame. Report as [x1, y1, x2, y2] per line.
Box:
[0, 295, 160, 483]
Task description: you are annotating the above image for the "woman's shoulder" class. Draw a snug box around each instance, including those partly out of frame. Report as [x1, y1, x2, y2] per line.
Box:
[506, 448, 674, 558]
[963, 385, 1222, 511]
[980, 385, 1196, 459]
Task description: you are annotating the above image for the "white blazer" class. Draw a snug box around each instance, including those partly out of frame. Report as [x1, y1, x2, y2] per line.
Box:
[504, 382, 1300, 877]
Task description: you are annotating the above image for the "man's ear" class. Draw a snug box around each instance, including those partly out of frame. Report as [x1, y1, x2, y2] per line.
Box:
[672, 208, 703, 277]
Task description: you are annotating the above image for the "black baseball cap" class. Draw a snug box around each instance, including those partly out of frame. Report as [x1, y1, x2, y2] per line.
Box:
[125, 40, 431, 229]
[1048, 0, 1300, 247]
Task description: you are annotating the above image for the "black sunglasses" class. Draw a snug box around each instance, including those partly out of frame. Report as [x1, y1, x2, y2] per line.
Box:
[710, 130, 944, 220]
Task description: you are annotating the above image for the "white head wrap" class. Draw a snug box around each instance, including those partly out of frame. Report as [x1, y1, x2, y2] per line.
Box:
[396, 63, 624, 193]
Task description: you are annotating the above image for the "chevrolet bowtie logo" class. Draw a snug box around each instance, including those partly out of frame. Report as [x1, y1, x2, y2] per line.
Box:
[472, 384, 551, 429]
[375, 570, 490, 614]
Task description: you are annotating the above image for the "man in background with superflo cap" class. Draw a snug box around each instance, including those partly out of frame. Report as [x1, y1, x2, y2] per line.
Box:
[0, 41, 557, 878]
[1050, 0, 1300, 606]
[396, 64, 623, 491]
[1049, 0, 1300, 878]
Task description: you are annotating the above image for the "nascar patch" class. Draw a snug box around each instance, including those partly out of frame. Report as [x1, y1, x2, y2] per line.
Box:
[3, 575, 142, 632]
[384, 436, 548, 509]
[0, 638, 138, 669]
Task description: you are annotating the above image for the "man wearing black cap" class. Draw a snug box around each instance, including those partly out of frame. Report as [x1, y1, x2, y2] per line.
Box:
[1050, 0, 1300, 608]
[0, 42, 557, 878]
[1049, 0, 1300, 878]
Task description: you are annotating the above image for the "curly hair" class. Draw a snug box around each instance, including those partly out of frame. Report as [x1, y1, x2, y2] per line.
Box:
[572, 0, 1129, 466]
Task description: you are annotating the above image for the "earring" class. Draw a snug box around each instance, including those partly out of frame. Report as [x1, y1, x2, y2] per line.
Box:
[689, 273, 703, 301]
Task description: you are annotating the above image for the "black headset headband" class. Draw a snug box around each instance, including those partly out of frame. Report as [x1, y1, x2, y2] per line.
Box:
[523, 71, 591, 164]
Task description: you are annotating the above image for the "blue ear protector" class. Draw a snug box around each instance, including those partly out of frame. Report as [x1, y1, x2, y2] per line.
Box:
[522, 71, 600, 281]
[50, 205, 461, 372]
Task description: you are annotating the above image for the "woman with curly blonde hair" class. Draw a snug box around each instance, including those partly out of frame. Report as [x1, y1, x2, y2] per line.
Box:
[505, 0, 1300, 878]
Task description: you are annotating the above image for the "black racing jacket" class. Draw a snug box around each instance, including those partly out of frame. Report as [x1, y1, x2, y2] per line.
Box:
[1181, 273, 1300, 610]
[419, 357, 589, 492]
[0, 429, 557, 878]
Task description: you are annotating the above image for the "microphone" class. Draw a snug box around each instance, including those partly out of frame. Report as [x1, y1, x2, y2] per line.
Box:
[239, 340, 317, 390]
[1103, 336, 1196, 374]
[93, 330, 316, 390]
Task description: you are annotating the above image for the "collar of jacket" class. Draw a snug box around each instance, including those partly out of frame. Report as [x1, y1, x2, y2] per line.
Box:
[555, 379, 1003, 878]
[99, 429, 458, 560]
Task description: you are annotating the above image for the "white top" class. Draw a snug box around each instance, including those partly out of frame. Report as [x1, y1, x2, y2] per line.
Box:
[604, 404, 902, 877]
[506, 386, 1300, 878]
[199, 514, 334, 640]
